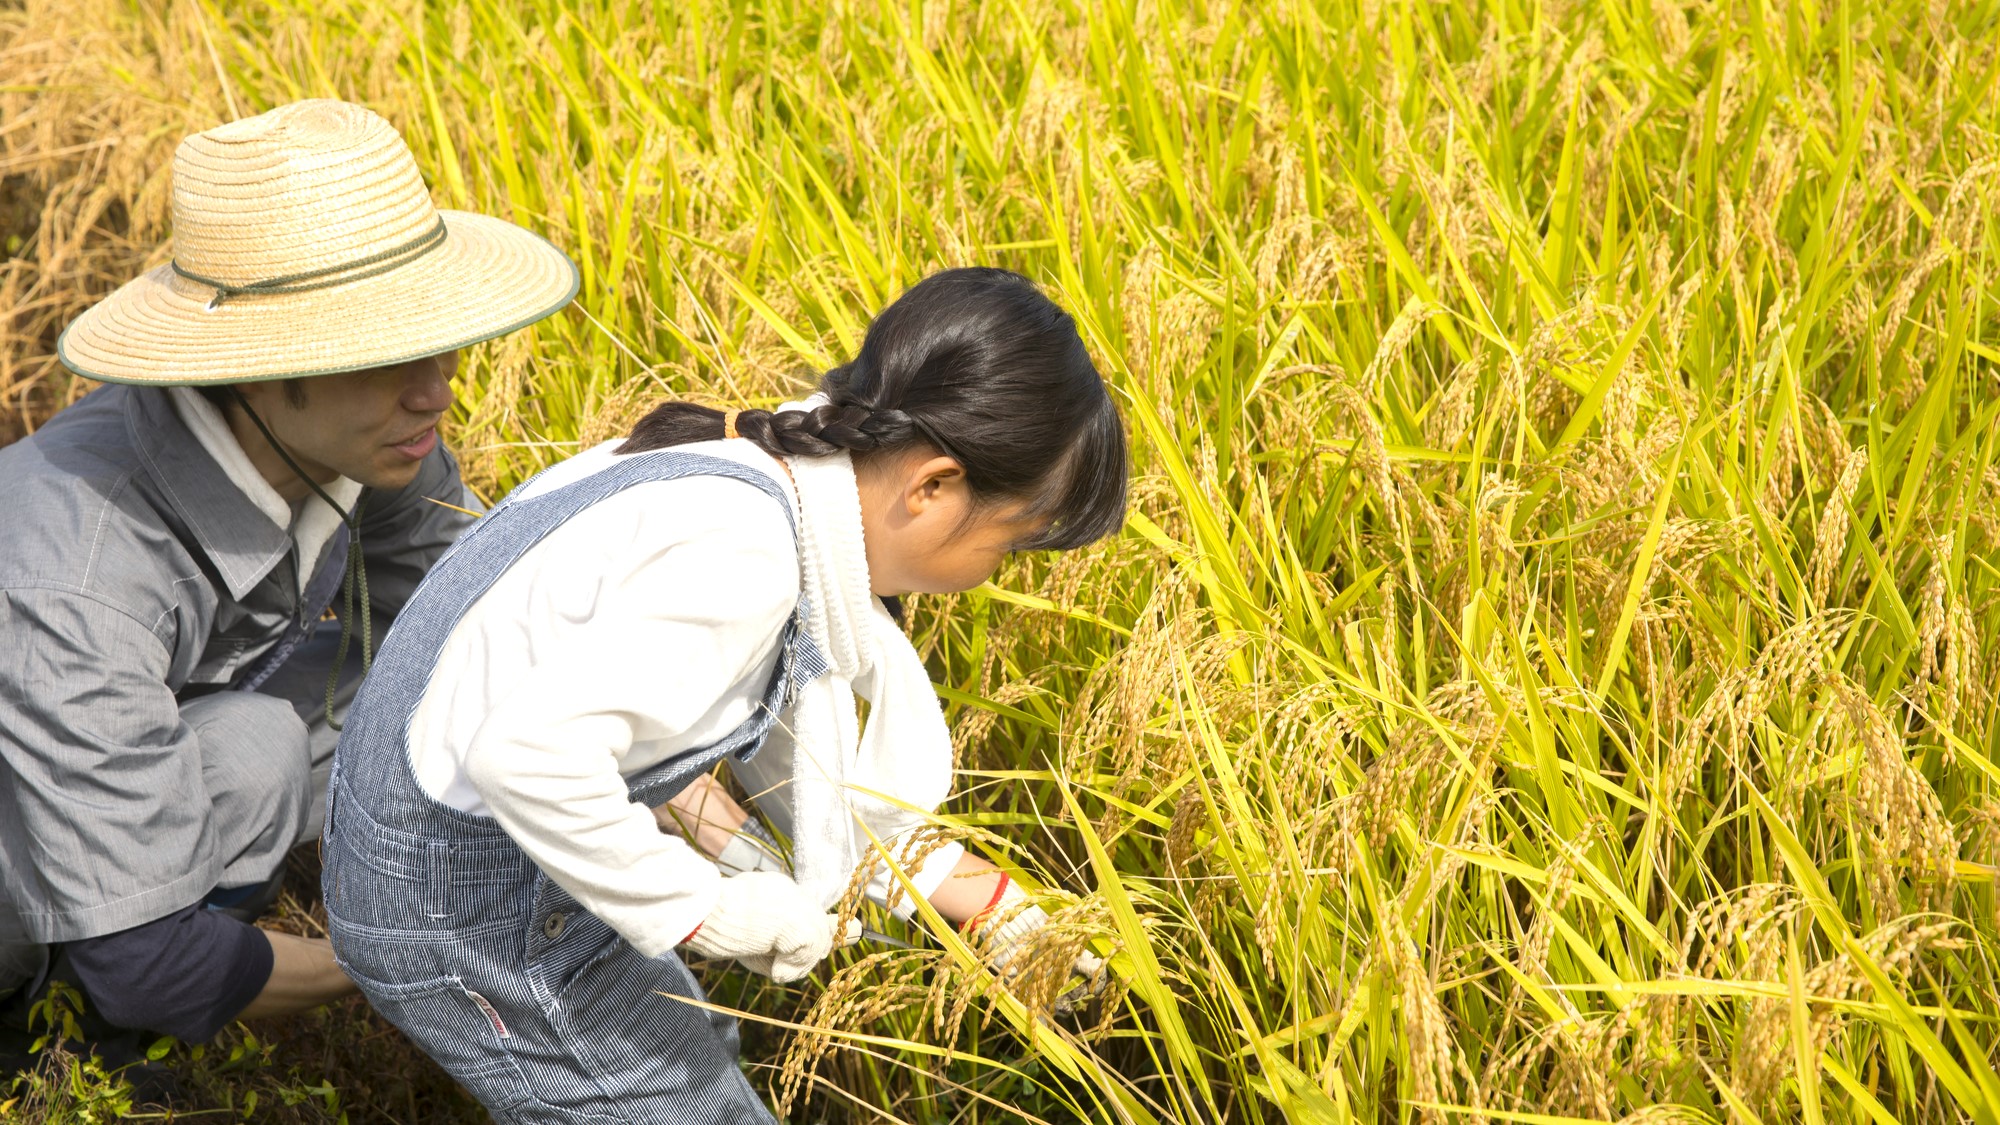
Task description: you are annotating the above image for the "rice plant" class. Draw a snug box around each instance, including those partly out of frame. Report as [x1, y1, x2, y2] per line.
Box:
[4, 0, 1999, 1121]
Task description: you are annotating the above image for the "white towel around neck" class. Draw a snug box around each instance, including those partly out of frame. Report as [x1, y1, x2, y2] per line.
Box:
[770, 394, 957, 908]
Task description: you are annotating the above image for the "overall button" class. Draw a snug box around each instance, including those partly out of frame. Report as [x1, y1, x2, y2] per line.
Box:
[543, 912, 567, 940]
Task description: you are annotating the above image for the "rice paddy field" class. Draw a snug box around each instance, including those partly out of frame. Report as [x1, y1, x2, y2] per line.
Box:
[5, 0, 2000, 1121]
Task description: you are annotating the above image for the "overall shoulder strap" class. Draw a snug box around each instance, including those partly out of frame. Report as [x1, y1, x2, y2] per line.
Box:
[349, 451, 796, 743]
[456, 451, 793, 561]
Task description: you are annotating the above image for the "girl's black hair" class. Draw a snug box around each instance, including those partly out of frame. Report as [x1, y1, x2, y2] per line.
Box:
[620, 267, 1128, 551]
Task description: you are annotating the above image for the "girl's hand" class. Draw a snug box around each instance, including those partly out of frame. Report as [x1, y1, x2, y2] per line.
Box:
[923, 853, 1009, 926]
[681, 870, 859, 982]
[659, 790, 1104, 994]
[656, 774, 789, 875]
[943, 861, 1108, 1010]
[654, 773, 748, 858]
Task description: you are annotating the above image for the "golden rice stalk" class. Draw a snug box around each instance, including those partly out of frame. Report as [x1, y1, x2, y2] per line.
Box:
[1384, 921, 1459, 1123]
[777, 949, 939, 1115]
[1807, 446, 1868, 608]
[1914, 533, 1984, 731]
[1826, 681, 1960, 913]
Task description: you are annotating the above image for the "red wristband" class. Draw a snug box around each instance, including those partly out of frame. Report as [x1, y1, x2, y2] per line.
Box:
[961, 873, 1012, 935]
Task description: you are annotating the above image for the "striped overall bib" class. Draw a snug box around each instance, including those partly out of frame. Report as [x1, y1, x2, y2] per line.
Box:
[322, 451, 823, 1123]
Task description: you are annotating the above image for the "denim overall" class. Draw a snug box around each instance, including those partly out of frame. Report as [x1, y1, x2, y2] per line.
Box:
[322, 452, 825, 1124]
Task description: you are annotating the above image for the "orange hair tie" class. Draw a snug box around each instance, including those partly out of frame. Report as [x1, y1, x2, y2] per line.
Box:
[722, 409, 741, 440]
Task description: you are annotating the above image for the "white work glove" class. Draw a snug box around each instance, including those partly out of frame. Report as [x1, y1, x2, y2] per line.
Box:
[682, 871, 859, 983]
[965, 877, 1108, 1012]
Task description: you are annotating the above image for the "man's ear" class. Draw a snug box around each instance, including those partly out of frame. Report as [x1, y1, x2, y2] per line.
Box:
[904, 455, 966, 516]
[233, 380, 285, 415]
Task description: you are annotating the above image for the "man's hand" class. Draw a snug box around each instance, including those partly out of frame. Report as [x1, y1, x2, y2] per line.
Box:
[238, 932, 357, 1020]
[682, 871, 859, 983]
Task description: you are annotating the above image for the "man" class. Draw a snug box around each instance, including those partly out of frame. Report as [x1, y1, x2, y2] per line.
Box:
[0, 99, 577, 1077]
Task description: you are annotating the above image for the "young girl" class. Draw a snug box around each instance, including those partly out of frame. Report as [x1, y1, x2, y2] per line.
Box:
[321, 268, 1127, 1122]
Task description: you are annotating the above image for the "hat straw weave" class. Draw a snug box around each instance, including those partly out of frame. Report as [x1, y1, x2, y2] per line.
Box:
[57, 100, 578, 385]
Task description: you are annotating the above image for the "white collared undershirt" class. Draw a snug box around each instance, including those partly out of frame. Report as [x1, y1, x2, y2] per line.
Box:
[168, 386, 362, 590]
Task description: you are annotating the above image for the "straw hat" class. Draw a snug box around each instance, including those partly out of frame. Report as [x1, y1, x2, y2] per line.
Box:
[57, 99, 578, 385]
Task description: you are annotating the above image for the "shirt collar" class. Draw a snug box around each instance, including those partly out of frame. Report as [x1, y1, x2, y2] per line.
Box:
[169, 387, 296, 528]
[167, 388, 362, 577]
[125, 385, 293, 600]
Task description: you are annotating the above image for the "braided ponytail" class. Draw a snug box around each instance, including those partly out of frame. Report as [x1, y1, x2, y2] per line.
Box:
[619, 268, 1127, 551]
[620, 400, 919, 459]
[740, 402, 919, 456]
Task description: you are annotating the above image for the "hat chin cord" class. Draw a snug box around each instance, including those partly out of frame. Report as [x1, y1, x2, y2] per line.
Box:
[228, 388, 371, 730]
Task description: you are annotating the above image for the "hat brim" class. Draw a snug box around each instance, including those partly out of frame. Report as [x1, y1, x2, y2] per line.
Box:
[55, 211, 580, 386]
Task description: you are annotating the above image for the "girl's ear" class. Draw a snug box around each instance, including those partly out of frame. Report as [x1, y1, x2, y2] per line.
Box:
[903, 455, 967, 516]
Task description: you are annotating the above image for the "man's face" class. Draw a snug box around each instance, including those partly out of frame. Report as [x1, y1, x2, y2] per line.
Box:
[236, 351, 459, 492]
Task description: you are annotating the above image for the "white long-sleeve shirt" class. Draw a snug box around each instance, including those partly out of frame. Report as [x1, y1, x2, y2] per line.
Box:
[406, 439, 957, 958]
[407, 439, 793, 954]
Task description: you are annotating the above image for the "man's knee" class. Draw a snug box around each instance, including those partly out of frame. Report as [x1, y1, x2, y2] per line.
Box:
[63, 908, 273, 1043]
[181, 691, 315, 864]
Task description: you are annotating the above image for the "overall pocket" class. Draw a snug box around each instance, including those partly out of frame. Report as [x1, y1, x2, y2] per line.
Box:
[547, 940, 766, 1117]
[347, 971, 535, 1120]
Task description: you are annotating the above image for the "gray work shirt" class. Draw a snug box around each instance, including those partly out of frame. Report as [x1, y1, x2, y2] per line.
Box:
[0, 384, 474, 945]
